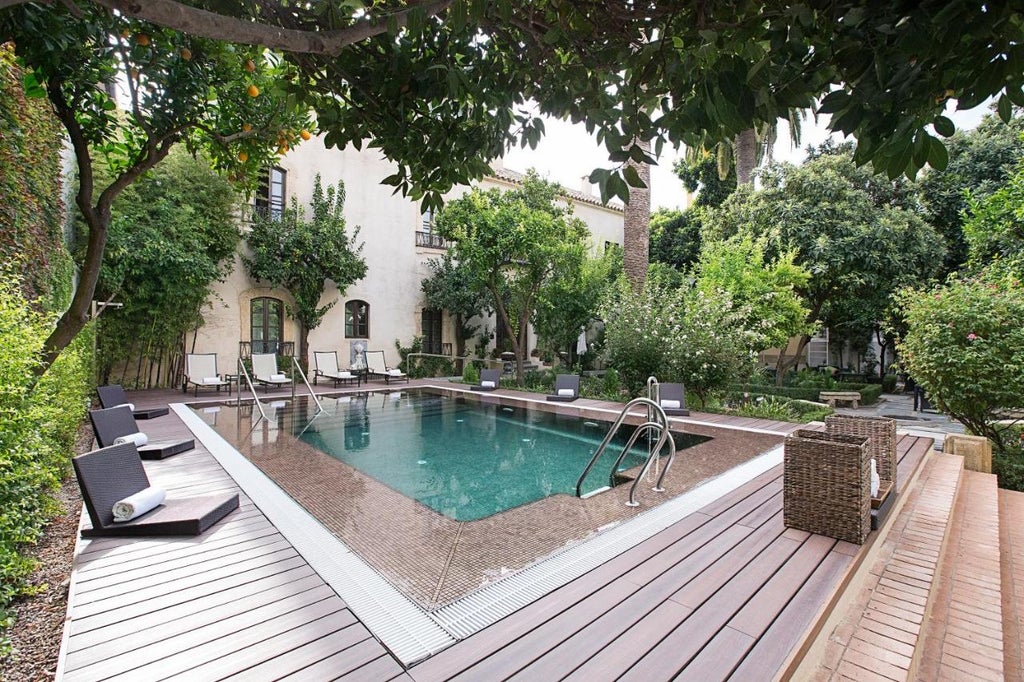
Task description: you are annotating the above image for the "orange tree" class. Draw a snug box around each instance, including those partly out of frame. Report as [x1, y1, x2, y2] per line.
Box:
[1, 6, 309, 372]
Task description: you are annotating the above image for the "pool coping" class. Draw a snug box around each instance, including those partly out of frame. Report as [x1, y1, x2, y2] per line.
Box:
[172, 391, 789, 665]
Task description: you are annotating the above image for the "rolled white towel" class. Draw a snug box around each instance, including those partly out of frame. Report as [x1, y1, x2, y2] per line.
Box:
[112, 486, 166, 522]
[200, 376, 222, 384]
[113, 432, 149, 447]
[557, 388, 575, 397]
[481, 380, 496, 388]
[660, 399, 681, 409]
[270, 373, 288, 381]
[124, 402, 135, 411]
[387, 369, 404, 376]
[870, 458, 880, 498]
[338, 371, 354, 378]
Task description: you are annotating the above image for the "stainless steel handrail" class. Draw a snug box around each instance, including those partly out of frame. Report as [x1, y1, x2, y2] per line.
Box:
[575, 396, 672, 500]
[605, 421, 677, 506]
[291, 357, 323, 413]
[236, 358, 268, 422]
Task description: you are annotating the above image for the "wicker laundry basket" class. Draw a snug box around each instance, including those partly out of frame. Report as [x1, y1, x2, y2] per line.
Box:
[783, 429, 871, 545]
[825, 414, 898, 496]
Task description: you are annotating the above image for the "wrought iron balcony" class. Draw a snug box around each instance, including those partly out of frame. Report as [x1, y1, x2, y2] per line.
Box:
[415, 231, 450, 249]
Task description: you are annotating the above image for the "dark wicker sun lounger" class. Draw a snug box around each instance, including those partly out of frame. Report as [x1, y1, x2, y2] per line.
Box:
[96, 384, 169, 419]
[73, 442, 238, 538]
[471, 368, 502, 391]
[546, 374, 580, 402]
[658, 382, 690, 417]
[89, 406, 194, 460]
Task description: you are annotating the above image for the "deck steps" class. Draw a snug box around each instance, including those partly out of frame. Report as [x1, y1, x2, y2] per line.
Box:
[800, 452, 963, 680]
[999, 488, 1024, 681]
[914, 468, 1003, 681]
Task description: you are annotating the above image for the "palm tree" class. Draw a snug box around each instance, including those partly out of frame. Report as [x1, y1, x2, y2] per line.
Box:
[622, 139, 652, 292]
[706, 110, 808, 185]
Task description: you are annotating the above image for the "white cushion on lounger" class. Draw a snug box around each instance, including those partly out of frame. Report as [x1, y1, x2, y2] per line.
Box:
[337, 371, 354, 378]
[557, 388, 575, 397]
[200, 376, 222, 384]
[112, 485, 166, 522]
[113, 432, 149, 447]
[481, 380, 496, 388]
[661, 399, 681, 409]
[387, 369, 404, 376]
[270, 373, 288, 381]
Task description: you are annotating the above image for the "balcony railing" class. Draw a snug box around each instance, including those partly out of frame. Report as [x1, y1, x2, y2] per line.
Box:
[415, 231, 450, 249]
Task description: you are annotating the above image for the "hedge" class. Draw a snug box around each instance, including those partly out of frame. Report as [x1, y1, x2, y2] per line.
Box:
[729, 382, 882, 406]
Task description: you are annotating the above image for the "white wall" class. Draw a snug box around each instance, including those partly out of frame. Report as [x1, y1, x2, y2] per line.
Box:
[194, 137, 624, 373]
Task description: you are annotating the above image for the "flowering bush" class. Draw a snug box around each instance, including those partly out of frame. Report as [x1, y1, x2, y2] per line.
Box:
[602, 277, 752, 403]
[897, 267, 1024, 458]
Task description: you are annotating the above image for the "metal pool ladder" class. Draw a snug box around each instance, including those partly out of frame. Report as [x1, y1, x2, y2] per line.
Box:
[575, 396, 677, 507]
[236, 357, 323, 424]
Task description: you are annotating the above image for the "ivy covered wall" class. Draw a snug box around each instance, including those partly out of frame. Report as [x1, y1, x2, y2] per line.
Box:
[0, 42, 71, 310]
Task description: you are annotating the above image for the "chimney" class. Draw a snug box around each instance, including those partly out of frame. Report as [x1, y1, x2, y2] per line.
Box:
[580, 175, 593, 197]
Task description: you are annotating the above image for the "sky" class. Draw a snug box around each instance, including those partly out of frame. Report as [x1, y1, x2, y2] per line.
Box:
[504, 102, 994, 211]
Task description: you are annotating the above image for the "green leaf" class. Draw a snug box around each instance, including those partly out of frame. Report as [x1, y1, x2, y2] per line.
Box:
[997, 93, 1012, 123]
[926, 136, 949, 171]
[932, 115, 955, 138]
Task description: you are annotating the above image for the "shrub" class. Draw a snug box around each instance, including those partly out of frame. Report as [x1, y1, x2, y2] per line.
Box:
[898, 267, 1024, 452]
[882, 373, 898, 393]
[602, 278, 752, 403]
[462, 362, 480, 385]
[0, 273, 92, 652]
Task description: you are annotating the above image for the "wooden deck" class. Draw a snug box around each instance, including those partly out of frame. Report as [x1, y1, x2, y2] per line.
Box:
[58, 385, 933, 680]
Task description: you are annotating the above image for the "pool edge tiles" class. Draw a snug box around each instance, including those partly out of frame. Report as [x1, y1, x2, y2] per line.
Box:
[171, 403, 456, 665]
[174, 402, 784, 663]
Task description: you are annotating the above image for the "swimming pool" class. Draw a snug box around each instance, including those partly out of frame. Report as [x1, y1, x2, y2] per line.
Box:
[289, 389, 707, 520]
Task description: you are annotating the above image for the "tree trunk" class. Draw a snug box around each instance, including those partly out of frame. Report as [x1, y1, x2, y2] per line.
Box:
[298, 322, 309, 372]
[774, 333, 811, 386]
[622, 140, 651, 293]
[734, 128, 758, 186]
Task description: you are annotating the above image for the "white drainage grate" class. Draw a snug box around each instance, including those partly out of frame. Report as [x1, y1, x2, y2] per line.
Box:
[430, 445, 784, 638]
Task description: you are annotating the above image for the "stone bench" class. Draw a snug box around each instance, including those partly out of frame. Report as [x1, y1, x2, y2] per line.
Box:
[819, 391, 861, 408]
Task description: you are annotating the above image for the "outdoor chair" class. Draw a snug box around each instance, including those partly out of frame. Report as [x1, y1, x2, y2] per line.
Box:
[658, 382, 690, 417]
[96, 384, 169, 419]
[251, 352, 291, 391]
[362, 350, 409, 384]
[546, 374, 580, 402]
[313, 351, 361, 387]
[184, 353, 231, 397]
[73, 442, 238, 538]
[471, 368, 502, 392]
[89, 405, 194, 460]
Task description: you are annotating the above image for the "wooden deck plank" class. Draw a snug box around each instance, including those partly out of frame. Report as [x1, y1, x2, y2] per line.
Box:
[219, 621, 375, 681]
[729, 552, 852, 679]
[275, 636, 392, 681]
[334, 649, 408, 681]
[66, 566, 321, 652]
[673, 625, 755, 681]
[70, 554, 310, 630]
[64, 598, 350, 681]
[65, 583, 337, 673]
[617, 534, 804, 680]
[74, 546, 299, 610]
[729, 533, 837, 638]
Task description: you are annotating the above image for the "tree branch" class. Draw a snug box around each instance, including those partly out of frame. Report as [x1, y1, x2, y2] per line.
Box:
[87, 0, 454, 57]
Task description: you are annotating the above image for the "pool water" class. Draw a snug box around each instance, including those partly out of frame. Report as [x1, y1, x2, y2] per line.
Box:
[294, 389, 708, 521]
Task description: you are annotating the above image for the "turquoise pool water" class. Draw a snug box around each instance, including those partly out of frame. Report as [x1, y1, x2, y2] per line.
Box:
[295, 389, 708, 521]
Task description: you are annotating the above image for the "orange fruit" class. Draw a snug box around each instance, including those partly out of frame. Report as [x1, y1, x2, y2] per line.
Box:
[237, 151, 249, 162]
[247, 84, 260, 97]
[245, 59, 256, 73]
[135, 34, 150, 46]
[241, 123, 253, 132]
[300, 129, 311, 141]
[179, 47, 192, 61]
[278, 143, 289, 153]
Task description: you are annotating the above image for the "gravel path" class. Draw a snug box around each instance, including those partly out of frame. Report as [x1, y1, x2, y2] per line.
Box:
[1, 442, 86, 681]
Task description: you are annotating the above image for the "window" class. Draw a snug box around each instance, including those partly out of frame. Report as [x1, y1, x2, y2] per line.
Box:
[255, 167, 287, 219]
[421, 208, 434, 234]
[422, 308, 442, 355]
[345, 300, 369, 338]
[250, 297, 283, 354]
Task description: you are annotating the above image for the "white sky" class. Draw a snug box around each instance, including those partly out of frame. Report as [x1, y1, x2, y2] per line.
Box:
[504, 102, 993, 211]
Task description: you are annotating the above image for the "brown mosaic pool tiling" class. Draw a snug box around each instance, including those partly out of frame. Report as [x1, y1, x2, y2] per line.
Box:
[193, 387, 784, 610]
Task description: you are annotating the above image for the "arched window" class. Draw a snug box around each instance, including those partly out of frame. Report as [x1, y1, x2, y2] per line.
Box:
[250, 297, 284, 353]
[345, 300, 369, 338]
